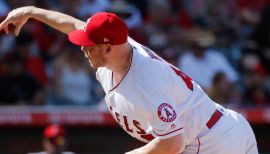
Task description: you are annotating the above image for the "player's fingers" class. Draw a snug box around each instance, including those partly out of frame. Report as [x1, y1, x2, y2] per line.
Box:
[0, 17, 13, 34]
[4, 26, 9, 34]
[14, 24, 22, 36]
[14, 20, 26, 36]
[0, 20, 9, 32]
[2, 22, 11, 34]
[0, 19, 6, 29]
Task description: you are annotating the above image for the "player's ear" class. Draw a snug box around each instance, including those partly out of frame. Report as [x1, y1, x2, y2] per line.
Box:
[104, 44, 111, 54]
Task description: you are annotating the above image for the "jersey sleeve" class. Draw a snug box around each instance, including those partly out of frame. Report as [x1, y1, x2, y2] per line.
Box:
[144, 84, 185, 140]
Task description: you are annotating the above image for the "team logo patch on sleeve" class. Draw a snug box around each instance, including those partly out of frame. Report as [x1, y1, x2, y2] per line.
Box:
[157, 103, 177, 122]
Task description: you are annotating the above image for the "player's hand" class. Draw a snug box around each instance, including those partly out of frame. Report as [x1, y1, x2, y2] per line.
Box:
[0, 6, 33, 36]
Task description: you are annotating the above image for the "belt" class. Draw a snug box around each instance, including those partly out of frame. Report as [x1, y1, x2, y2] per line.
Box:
[206, 109, 223, 129]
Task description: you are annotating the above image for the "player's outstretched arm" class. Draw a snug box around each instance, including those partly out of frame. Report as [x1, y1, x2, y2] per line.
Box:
[125, 134, 184, 154]
[0, 6, 85, 36]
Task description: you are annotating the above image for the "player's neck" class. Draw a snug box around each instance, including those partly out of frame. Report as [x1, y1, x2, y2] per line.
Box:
[106, 42, 132, 75]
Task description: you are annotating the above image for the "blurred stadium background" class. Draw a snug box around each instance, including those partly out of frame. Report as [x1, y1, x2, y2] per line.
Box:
[0, 0, 270, 153]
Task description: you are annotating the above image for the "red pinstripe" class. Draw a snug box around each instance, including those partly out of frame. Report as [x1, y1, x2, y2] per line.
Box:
[153, 127, 183, 136]
[197, 138, 201, 154]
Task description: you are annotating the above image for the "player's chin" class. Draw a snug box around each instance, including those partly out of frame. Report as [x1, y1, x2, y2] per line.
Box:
[89, 63, 97, 69]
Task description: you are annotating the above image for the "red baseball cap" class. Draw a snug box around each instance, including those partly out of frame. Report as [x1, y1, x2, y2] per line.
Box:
[68, 12, 128, 46]
[43, 124, 66, 139]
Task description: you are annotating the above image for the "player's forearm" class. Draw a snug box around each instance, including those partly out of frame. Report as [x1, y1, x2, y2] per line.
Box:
[27, 6, 85, 34]
[126, 137, 182, 154]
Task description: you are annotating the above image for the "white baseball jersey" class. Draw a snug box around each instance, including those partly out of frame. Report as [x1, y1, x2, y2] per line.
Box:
[96, 37, 258, 154]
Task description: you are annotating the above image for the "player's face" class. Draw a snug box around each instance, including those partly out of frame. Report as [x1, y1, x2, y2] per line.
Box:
[43, 139, 54, 154]
[81, 45, 107, 69]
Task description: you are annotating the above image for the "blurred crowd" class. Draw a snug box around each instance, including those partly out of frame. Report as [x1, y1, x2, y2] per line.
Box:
[0, 0, 269, 108]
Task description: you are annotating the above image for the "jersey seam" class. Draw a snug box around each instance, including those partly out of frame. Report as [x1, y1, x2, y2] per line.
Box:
[109, 48, 134, 92]
[153, 127, 183, 136]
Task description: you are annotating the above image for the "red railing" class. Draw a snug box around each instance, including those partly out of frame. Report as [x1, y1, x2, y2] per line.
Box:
[0, 106, 269, 126]
[0, 106, 115, 126]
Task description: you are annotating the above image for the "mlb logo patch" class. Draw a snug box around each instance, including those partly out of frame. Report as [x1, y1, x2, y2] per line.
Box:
[157, 103, 177, 122]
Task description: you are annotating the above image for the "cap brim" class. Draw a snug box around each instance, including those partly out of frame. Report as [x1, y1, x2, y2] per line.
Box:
[68, 29, 96, 46]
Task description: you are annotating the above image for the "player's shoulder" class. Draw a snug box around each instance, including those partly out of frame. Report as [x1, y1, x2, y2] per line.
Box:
[130, 44, 175, 91]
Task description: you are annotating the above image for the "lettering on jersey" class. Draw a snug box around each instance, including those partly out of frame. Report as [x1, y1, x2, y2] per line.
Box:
[109, 106, 113, 112]
[109, 107, 154, 142]
[141, 134, 154, 141]
[133, 120, 146, 134]
[123, 115, 133, 133]
[157, 103, 177, 122]
[114, 112, 123, 128]
[170, 66, 193, 91]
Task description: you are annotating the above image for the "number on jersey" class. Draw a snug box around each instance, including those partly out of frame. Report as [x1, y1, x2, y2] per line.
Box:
[141, 45, 193, 91]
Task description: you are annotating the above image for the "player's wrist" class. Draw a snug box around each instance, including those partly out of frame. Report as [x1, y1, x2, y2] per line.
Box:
[24, 6, 36, 19]
[21, 6, 38, 19]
